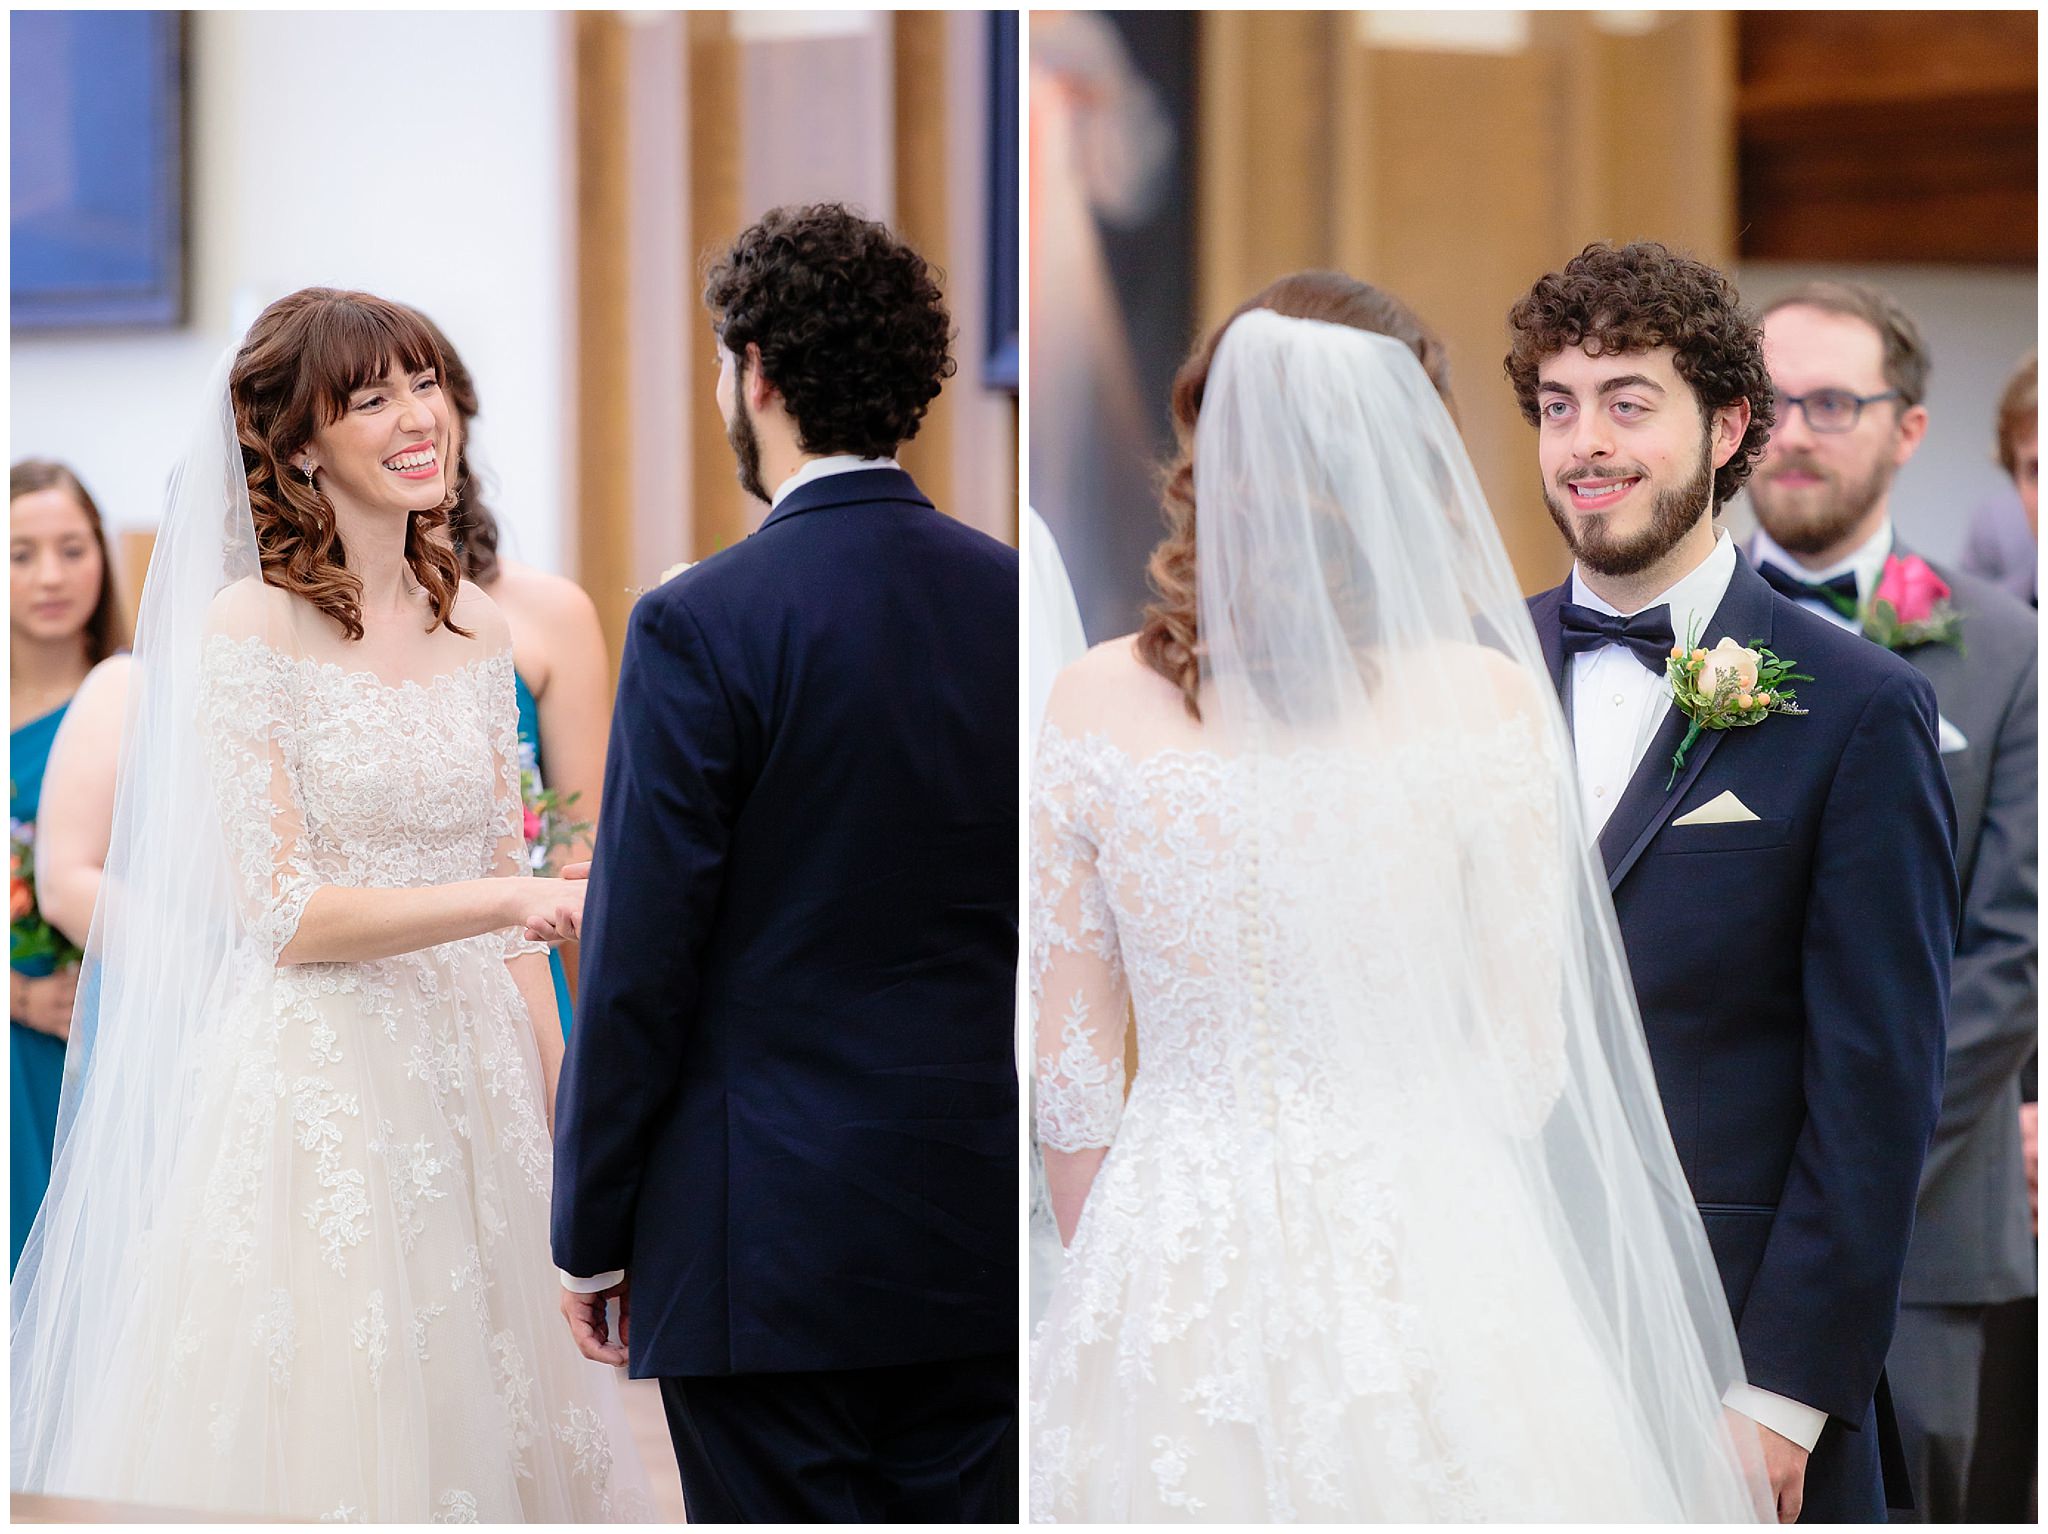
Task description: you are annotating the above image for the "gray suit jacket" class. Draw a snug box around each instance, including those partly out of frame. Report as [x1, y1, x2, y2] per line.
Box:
[1893, 554, 2037, 1305]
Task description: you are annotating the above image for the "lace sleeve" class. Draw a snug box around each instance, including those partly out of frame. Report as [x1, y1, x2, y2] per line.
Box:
[483, 653, 550, 961]
[198, 634, 320, 965]
[1458, 712, 1569, 1136]
[1030, 727, 1130, 1153]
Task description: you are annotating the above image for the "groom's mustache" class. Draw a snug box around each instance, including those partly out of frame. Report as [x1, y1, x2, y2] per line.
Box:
[1557, 462, 1651, 489]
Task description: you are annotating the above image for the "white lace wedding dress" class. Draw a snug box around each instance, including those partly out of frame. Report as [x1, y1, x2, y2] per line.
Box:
[37, 622, 649, 1522]
[1028, 655, 1707, 1522]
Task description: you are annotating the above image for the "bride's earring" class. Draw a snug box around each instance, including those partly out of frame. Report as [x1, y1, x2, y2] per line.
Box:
[301, 462, 317, 487]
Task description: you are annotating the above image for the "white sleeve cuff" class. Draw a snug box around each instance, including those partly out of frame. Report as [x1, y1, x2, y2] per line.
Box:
[1722, 1382, 1827, 1452]
[558, 1267, 625, 1294]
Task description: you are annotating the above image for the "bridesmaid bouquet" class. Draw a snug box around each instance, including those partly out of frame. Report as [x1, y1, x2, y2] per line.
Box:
[10, 807, 82, 971]
[516, 745, 592, 876]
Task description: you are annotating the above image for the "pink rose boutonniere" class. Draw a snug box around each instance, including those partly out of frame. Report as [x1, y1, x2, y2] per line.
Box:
[1863, 554, 1964, 652]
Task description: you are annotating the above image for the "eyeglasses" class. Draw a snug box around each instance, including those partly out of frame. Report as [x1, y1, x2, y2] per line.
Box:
[1777, 389, 1902, 434]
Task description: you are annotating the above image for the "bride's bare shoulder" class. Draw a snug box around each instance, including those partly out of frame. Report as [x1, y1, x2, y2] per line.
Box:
[1425, 639, 1555, 721]
[449, 577, 511, 650]
[1046, 634, 1186, 729]
[204, 574, 296, 638]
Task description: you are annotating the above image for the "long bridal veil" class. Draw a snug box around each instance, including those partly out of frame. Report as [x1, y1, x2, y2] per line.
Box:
[11, 348, 261, 1492]
[1191, 309, 1772, 1519]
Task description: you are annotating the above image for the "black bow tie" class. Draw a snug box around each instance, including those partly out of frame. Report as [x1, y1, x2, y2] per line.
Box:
[1558, 602, 1676, 675]
[1759, 561, 1860, 619]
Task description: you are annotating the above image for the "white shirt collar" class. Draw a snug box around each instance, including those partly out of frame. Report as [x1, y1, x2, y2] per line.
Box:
[770, 454, 901, 509]
[1751, 517, 1894, 605]
[1570, 530, 1739, 651]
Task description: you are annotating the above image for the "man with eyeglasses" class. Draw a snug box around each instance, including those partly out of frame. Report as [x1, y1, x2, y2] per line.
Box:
[1748, 281, 2039, 1523]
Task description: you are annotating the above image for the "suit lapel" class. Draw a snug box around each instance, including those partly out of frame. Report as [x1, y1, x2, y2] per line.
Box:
[1529, 582, 1574, 730]
[1599, 552, 1779, 890]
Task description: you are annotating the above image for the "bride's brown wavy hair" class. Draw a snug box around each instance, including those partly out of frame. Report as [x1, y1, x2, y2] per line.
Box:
[230, 288, 470, 641]
[1136, 271, 1457, 719]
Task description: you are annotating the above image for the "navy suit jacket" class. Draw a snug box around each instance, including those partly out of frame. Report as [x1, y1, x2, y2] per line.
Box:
[553, 468, 1019, 1378]
[1531, 551, 1956, 1516]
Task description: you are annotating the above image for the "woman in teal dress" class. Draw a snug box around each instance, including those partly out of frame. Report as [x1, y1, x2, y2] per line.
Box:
[10, 461, 126, 1270]
[421, 317, 613, 1037]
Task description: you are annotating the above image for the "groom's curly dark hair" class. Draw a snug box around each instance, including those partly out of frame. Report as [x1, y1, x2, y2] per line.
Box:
[703, 204, 956, 459]
[1504, 241, 1776, 508]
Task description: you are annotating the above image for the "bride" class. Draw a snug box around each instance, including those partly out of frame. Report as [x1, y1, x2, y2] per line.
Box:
[11, 289, 648, 1521]
[1029, 275, 1773, 1521]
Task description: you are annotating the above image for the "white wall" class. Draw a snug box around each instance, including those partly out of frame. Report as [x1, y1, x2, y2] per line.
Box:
[10, 11, 573, 572]
[1727, 262, 2038, 565]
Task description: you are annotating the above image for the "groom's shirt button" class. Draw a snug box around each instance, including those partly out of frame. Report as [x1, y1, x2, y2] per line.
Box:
[1613, 693, 1625, 706]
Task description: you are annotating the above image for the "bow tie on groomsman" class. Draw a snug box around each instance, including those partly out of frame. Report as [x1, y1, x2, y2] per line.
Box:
[1557, 602, 1676, 675]
[1757, 561, 1861, 621]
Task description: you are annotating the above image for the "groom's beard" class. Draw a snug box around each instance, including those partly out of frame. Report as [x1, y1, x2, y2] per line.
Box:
[1542, 423, 1715, 579]
[727, 393, 769, 503]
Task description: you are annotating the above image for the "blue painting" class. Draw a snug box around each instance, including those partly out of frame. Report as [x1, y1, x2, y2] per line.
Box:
[11, 11, 185, 329]
[985, 10, 1018, 392]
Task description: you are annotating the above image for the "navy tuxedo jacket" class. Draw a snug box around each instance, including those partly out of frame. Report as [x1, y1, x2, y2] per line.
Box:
[1531, 551, 1957, 1513]
[553, 468, 1019, 1378]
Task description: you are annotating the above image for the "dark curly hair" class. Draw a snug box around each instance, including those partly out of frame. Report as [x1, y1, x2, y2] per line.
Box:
[407, 309, 502, 586]
[702, 203, 955, 458]
[1504, 241, 1776, 509]
[10, 458, 129, 665]
[230, 288, 469, 642]
[1137, 271, 1457, 721]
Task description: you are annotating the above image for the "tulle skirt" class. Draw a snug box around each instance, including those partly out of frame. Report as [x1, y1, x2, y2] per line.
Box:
[1030, 1086, 1716, 1522]
[43, 938, 649, 1522]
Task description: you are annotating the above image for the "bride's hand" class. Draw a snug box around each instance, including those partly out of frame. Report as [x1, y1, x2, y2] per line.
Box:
[516, 877, 587, 946]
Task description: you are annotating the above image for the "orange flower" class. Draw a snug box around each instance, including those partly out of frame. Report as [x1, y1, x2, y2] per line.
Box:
[11, 878, 33, 922]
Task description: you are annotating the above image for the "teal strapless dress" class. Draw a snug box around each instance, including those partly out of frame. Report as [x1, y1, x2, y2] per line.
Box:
[514, 671, 575, 1038]
[11, 703, 72, 1271]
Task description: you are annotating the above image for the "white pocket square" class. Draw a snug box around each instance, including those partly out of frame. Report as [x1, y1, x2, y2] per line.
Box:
[1938, 715, 1969, 755]
[1672, 790, 1761, 827]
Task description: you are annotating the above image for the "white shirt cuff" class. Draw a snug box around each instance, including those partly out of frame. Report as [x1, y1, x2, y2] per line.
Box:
[558, 1267, 625, 1294]
[1722, 1382, 1827, 1452]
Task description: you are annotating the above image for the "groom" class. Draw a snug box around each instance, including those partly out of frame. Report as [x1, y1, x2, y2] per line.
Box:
[550, 204, 1020, 1522]
[1510, 243, 1957, 1522]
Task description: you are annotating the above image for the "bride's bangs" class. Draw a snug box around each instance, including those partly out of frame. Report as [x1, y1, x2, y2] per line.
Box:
[303, 296, 446, 425]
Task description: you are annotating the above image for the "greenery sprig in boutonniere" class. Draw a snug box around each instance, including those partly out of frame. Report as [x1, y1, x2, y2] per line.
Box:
[1862, 554, 1964, 653]
[1664, 627, 1811, 789]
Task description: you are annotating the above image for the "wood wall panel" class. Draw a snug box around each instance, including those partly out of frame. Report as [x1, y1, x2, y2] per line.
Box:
[573, 12, 635, 662]
[686, 13, 749, 563]
[1198, 12, 1735, 592]
[892, 11, 956, 515]
[1736, 11, 2035, 264]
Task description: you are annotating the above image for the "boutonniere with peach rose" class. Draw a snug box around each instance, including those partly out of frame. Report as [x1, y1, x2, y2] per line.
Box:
[1663, 627, 1811, 789]
[1862, 554, 1964, 653]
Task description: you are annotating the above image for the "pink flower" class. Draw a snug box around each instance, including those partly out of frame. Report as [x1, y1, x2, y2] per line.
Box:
[1874, 554, 1950, 626]
[522, 807, 543, 842]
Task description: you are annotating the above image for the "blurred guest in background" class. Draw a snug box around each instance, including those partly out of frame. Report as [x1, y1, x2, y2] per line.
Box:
[1746, 281, 2038, 1523]
[9, 460, 126, 1272]
[1962, 347, 2038, 1528]
[421, 313, 612, 1036]
[1962, 349, 2038, 606]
